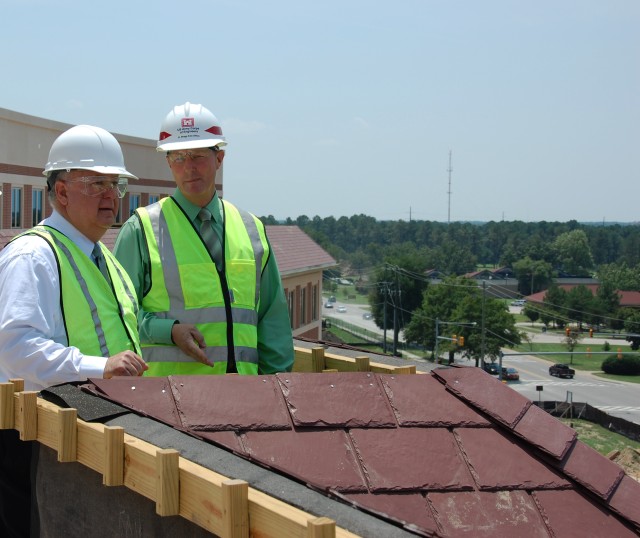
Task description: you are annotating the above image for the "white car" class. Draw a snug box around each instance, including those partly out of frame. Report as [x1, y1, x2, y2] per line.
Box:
[336, 306, 347, 313]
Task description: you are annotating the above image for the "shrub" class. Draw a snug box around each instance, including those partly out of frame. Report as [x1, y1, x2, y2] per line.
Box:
[603, 341, 611, 351]
[601, 355, 640, 375]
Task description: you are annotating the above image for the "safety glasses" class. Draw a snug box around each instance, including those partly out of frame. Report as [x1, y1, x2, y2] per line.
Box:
[166, 149, 215, 165]
[62, 176, 128, 198]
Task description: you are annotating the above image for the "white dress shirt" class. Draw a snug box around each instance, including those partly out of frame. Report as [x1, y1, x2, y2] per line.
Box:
[0, 211, 107, 391]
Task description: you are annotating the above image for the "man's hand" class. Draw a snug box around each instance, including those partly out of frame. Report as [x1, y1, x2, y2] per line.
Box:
[171, 323, 212, 365]
[103, 350, 148, 378]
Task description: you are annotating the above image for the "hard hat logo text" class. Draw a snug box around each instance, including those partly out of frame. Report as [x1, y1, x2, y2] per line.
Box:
[182, 118, 195, 128]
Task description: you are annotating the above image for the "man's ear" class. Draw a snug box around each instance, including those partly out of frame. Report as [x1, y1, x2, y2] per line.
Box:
[216, 150, 225, 168]
[54, 180, 70, 207]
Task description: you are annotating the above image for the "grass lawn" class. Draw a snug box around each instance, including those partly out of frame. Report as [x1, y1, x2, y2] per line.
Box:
[560, 418, 640, 455]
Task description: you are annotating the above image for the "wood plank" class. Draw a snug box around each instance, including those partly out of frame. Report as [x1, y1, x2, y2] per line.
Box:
[0, 383, 15, 429]
[9, 394, 363, 538]
[222, 479, 249, 538]
[18, 391, 38, 441]
[308, 517, 336, 538]
[156, 448, 180, 516]
[57, 408, 77, 462]
[103, 426, 124, 486]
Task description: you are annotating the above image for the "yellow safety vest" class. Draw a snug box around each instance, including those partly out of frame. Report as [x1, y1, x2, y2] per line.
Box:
[136, 197, 269, 375]
[19, 227, 141, 358]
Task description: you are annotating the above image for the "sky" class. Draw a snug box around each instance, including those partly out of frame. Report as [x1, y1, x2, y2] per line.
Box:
[1, 0, 638, 223]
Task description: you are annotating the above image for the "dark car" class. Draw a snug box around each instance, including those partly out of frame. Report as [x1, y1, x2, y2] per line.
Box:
[482, 362, 501, 375]
[501, 367, 520, 381]
[549, 363, 575, 379]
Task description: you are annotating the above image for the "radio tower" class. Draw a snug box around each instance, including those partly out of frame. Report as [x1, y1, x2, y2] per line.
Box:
[447, 150, 453, 224]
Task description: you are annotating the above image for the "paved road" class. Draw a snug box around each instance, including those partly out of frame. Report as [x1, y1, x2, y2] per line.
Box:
[498, 353, 640, 425]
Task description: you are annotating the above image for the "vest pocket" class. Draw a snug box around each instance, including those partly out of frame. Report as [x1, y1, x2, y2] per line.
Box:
[180, 263, 223, 307]
[226, 259, 256, 306]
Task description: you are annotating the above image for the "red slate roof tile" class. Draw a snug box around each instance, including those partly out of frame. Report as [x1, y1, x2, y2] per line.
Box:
[278, 372, 396, 428]
[512, 403, 576, 459]
[559, 440, 624, 500]
[429, 490, 549, 538]
[432, 367, 532, 428]
[456, 428, 570, 490]
[533, 489, 638, 538]
[85, 368, 640, 537]
[344, 492, 439, 536]
[380, 374, 490, 427]
[242, 429, 368, 493]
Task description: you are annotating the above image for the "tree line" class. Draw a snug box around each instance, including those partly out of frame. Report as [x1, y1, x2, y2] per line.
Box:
[262, 215, 640, 359]
[262, 215, 640, 286]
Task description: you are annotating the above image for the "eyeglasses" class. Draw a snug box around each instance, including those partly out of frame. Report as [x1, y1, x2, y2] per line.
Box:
[166, 149, 215, 165]
[62, 176, 128, 198]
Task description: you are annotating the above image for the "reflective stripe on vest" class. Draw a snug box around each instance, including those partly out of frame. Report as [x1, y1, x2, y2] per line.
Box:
[19, 227, 141, 357]
[136, 197, 269, 375]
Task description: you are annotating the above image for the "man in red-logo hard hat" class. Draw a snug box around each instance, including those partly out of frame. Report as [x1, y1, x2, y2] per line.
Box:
[114, 102, 293, 376]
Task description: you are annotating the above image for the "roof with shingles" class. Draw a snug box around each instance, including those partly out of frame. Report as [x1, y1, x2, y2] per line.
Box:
[264, 225, 336, 274]
[85, 367, 640, 537]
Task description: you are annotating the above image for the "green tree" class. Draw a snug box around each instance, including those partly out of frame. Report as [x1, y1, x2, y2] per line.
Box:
[565, 285, 596, 329]
[563, 329, 583, 365]
[370, 255, 429, 352]
[552, 229, 594, 276]
[522, 304, 540, 325]
[622, 309, 640, 350]
[513, 257, 553, 295]
[404, 276, 521, 366]
[597, 262, 640, 292]
[542, 284, 569, 328]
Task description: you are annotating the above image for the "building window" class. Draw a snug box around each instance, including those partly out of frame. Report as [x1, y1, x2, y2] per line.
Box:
[300, 287, 307, 325]
[11, 187, 22, 228]
[288, 290, 295, 329]
[149, 195, 159, 204]
[312, 284, 318, 321]
[32, 189, 44, 225]
[129, 194, 141, 217]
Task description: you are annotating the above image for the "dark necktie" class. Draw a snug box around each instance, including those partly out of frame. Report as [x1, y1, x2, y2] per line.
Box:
[92, 244, 110, 283]
[198, 208, 222, 269]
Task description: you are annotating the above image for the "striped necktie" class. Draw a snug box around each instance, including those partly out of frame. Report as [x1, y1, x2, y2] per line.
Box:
[198, 208, 222, 269]
[92, 243, 110, 283]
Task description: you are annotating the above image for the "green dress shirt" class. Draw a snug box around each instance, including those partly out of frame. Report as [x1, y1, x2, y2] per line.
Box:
[113, 190, 294, 374]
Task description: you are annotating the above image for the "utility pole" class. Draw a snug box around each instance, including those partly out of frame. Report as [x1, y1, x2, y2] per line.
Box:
[383, 284, 388, 353]
[381, 281, 390, 353]
[447, 150, 453, 224]
[480, 281, 486, 368]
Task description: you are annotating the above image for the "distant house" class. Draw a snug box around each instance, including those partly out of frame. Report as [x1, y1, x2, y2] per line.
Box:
[263, 225, 337, 339]
[526, 285, 640, 309]
[462, 267, 520, 299]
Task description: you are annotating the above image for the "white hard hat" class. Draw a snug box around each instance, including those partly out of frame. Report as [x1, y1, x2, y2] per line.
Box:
[43, 125, 138, 180]
[156, 102, 227, 152]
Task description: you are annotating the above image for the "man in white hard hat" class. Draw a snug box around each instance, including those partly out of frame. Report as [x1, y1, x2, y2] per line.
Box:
[114, 102, 294, 376]
[0, 125, 147, 537]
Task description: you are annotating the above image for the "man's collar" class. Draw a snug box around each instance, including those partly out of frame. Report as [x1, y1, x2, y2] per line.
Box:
[172, 189, 221, 222]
